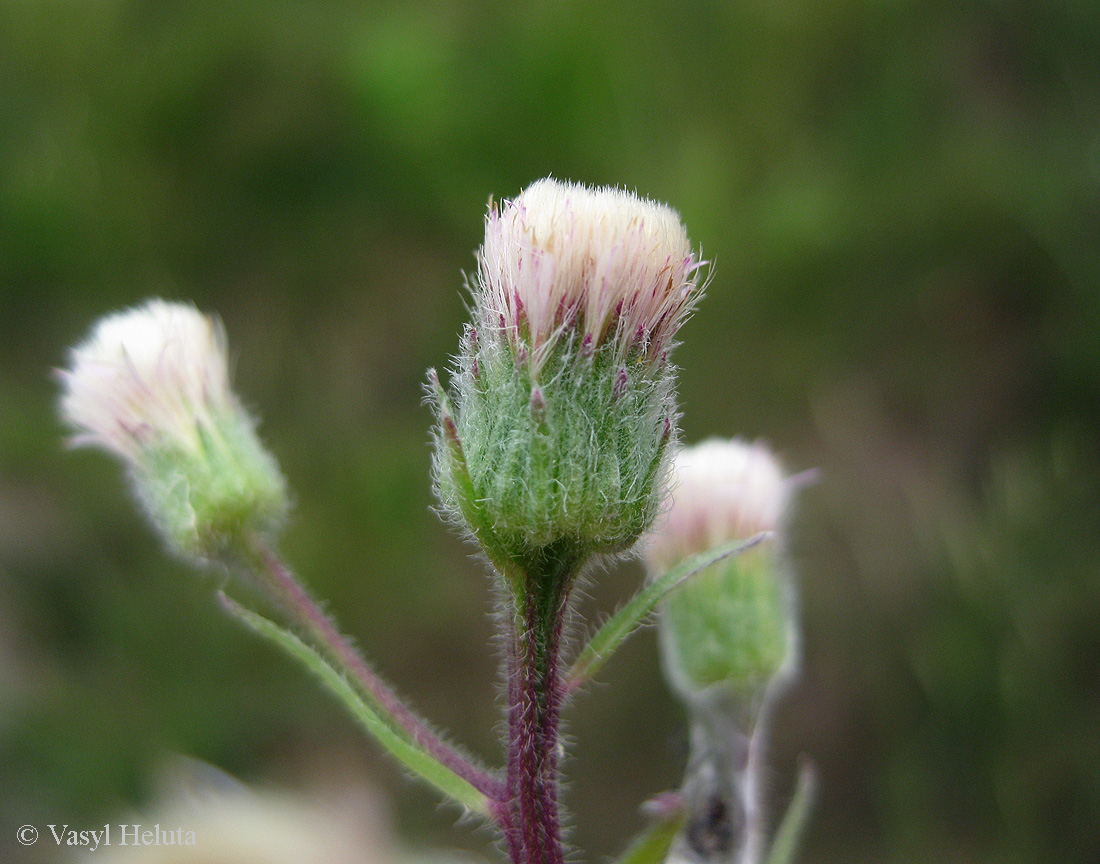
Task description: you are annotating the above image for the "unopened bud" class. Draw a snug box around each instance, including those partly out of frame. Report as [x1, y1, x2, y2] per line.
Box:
[644, 438, 796, 707]
[58, 299, 288, 563]
[431, 179, 705, 567]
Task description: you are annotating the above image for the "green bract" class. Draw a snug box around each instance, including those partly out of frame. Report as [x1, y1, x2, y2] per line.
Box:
[658, 546, 789, 698]
[434, 327, 675, 566]
[136, 404, 288, 561]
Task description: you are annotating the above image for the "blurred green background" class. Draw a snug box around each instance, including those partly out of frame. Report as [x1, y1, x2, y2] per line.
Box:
[2, 0, 1098, 862]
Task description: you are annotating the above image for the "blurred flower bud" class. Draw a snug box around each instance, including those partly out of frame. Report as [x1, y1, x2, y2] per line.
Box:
[431, 179, 704, 568]
[58, 299, 288, 563]
[644, 438, 795, 708]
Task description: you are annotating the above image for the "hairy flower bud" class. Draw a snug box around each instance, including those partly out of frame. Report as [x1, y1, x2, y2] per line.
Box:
[644, 438, 794, 706]
[58, 299, 288, 563]
[431, 179, 704, 568]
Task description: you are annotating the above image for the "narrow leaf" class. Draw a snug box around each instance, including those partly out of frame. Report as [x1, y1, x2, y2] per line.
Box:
[766, 761, 816, 864]
[610, 798, 685, 864]
[219, 593, 490, 816]
[566, 533, 770, 690]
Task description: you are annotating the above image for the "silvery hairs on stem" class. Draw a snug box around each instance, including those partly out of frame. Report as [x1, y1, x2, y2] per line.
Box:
[430, 178, 707, 570]
[58, 299, 288, 564]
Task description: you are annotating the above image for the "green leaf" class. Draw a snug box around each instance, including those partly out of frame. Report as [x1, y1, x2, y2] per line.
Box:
[766, 761, 816, 864]
[609, 799, 685, 864]
[565, 533, 770, 689]
[218, 592, 490, 816]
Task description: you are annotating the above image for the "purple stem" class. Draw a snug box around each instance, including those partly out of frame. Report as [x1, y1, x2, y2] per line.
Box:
[502, 638, 527, 864]
[254, 544, 506, 803]
[506, 576, 570, 864]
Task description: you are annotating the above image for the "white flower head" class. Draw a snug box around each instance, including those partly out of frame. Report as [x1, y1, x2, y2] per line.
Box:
[59, 299, 234, 462]
[58, 299, 287, 561]
[476, 178, 705, 370]
[644, 438, 789, 576]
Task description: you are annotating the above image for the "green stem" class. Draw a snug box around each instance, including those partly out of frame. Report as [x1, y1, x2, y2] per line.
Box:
[246, 538, 504, 803]
[218, 592, 491, 815]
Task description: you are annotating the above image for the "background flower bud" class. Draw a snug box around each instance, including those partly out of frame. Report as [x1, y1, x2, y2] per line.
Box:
[432, 179, 704, 566]
[59, 299, 288, 563]
[644, 438, 794, 707]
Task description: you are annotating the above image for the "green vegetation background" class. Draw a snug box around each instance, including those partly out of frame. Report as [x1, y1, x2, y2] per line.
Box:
[2, 1, 1098, 862]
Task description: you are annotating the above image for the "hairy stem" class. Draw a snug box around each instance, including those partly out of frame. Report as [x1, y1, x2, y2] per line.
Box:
[503, 545, 579, 864]
[250, 540, 505, 803]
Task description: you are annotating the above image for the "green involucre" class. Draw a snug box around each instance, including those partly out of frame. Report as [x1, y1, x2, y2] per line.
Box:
[135, 407, 288, 562]
[659, 547, 789, 696]
[433, 328, 676, 565]
[567, 535, 769, 689]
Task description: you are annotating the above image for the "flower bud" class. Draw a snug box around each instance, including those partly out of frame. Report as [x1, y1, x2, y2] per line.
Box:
[431, 179, 704, 568]
[644, 438, 794, 706]
[58, 299, 288, 563]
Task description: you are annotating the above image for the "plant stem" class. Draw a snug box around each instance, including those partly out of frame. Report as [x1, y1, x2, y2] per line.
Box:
[742, 724, 766, 864]
[503, 545, 579, 864]
[742, 668, 796, 864]
[250, 540, 505, 803]
[512, 589, 566, 864]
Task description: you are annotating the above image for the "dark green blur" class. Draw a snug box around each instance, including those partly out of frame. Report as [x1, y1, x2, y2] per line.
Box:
[1, 2, 1098, 862]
